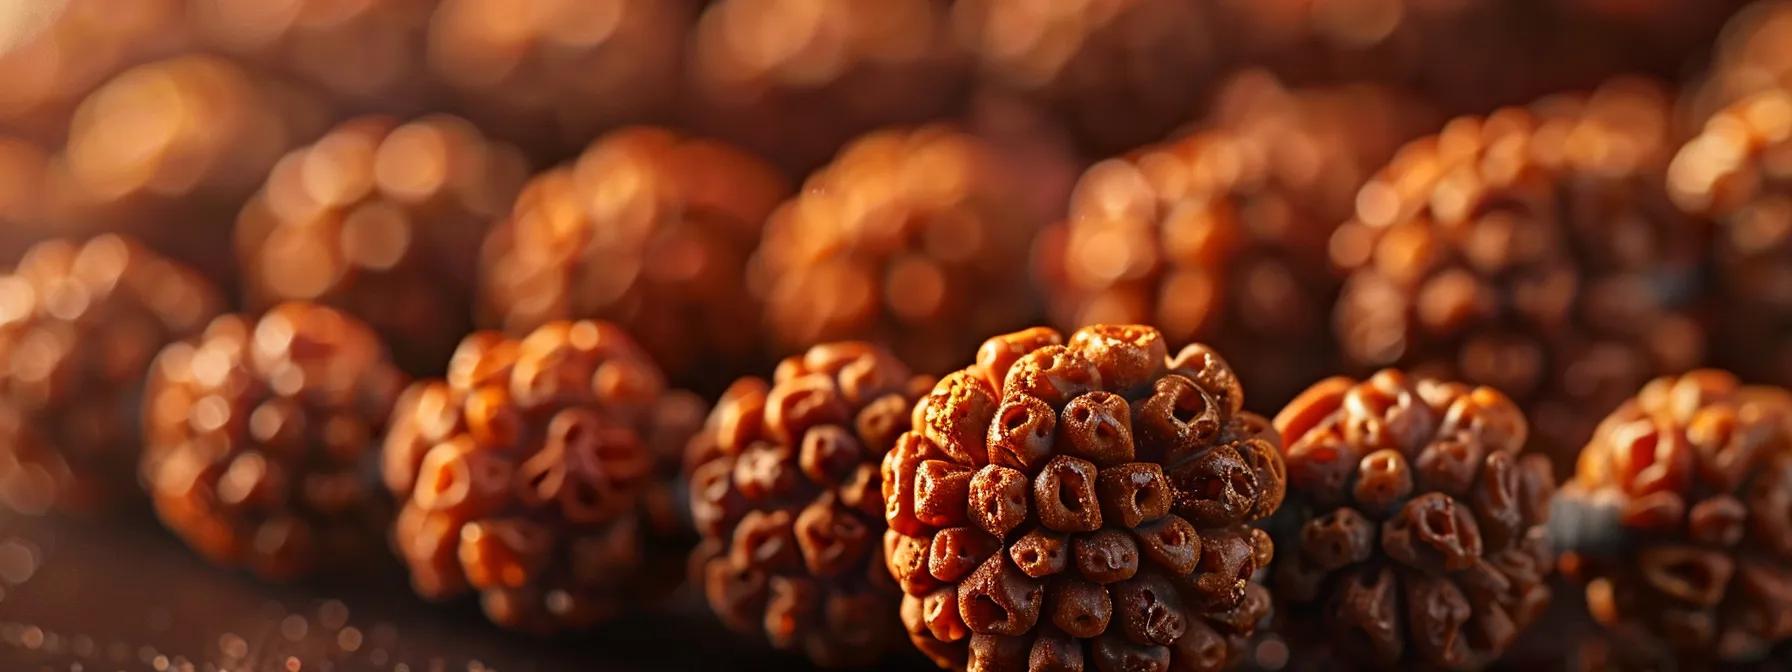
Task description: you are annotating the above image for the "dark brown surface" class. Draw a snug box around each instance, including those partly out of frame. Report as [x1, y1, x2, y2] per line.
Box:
[0, 509, 877, 672]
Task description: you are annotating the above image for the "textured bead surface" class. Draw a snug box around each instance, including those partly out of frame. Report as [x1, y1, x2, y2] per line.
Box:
[383, 320, 703, 633]
[479, 126, 789, 389]
[883, 324, 1283, 671]
[142, 303, 403, 581]
[1272, 370, 1555, 671]
[238, 114, 529, 375]
[752, 125, 1050, 376]
[0, 235, 222, 515]
[1556, 370, 1792, 666]
[687, 342, 932, 667]
[1329, 78, 1708, 472]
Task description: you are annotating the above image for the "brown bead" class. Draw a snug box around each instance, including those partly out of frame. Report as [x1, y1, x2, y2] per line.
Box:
[753, 125, 1050, 375]
[238, 115, 528, 375]
[952, 0, 1219, 152]
[1557, 371, 1792, 666]
[52, 55, 331, 282]
[0, 0, 189, 145]
[1672, 87, 1792, 392]
[189, 0, 433, 108]
[686, 0, 963, 171]
[385, 320, 701, 633]
[1332, 78, 1707, 473]
[479, 126, 790, 390]
[0, 236, 222, 514]
[427, 0, 691, 153]
[884, 325, 1281, 669]
[687, 342, 928, 666]
[1037, 74, 1437, 412]
[144, 303, 400, 580]
[1271, 371, 1555, 669]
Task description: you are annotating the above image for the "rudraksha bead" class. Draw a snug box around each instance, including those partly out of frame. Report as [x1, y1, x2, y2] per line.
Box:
[1272, 370, 1556, 670]
[186, 0, 434, 110]
[1669, 88, 1792, 389]
[0, 235, 222, 515]
[237, 114, 530, 375]
[50, 55, 332, 280]
[382, 321, 703, 633]
[751, 125, 1048, 376]
[141, 303, 404, 580]
[687, 342, 932, 667]
[687, 0, 964, 172]
[478, 127, 789, 389]
[1554, 371, 1792, 666]
[882, 324, 1284, 671]
[1329, 78, 1709, 473]
[425, 0, 693, 154]
[950, 0, 1218, 154]
[1035, 73, 1435, 410]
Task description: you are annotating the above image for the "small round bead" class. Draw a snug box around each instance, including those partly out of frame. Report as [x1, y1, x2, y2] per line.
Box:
[1272, 370, 1555, 670]
[884, 325, 1283, 671]
[143, 303, 402, 580]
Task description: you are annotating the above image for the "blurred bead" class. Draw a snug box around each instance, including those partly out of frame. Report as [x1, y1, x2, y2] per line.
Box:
[1330, 78, 1710, 473]
[953, 0, 1218, 154]
[237, 114, 530, 375]
[1556, 371, 1792, 666]
[1671, 88, 1792, 389]
[1688, 1, 1792, 125]
[687, 343, 930, 667]
[49, 55, 333, 281]
[753, 124, 1054, 375]
[426, 0, 693, 155]
[383, 321, 704, 633]
[479, 126, 789, 390]
[0, 0, 191, 143]
[688, 0, 964, 171]
[187, 0, 435, 111]
[1037, 72, 1437, 411]
[142, 303, 403, 580]
[0, 235, 223, 515]
[1272, 371, 1555, 670]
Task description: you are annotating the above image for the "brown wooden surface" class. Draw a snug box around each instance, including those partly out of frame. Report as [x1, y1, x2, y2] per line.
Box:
[0, 511, 887, 671]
